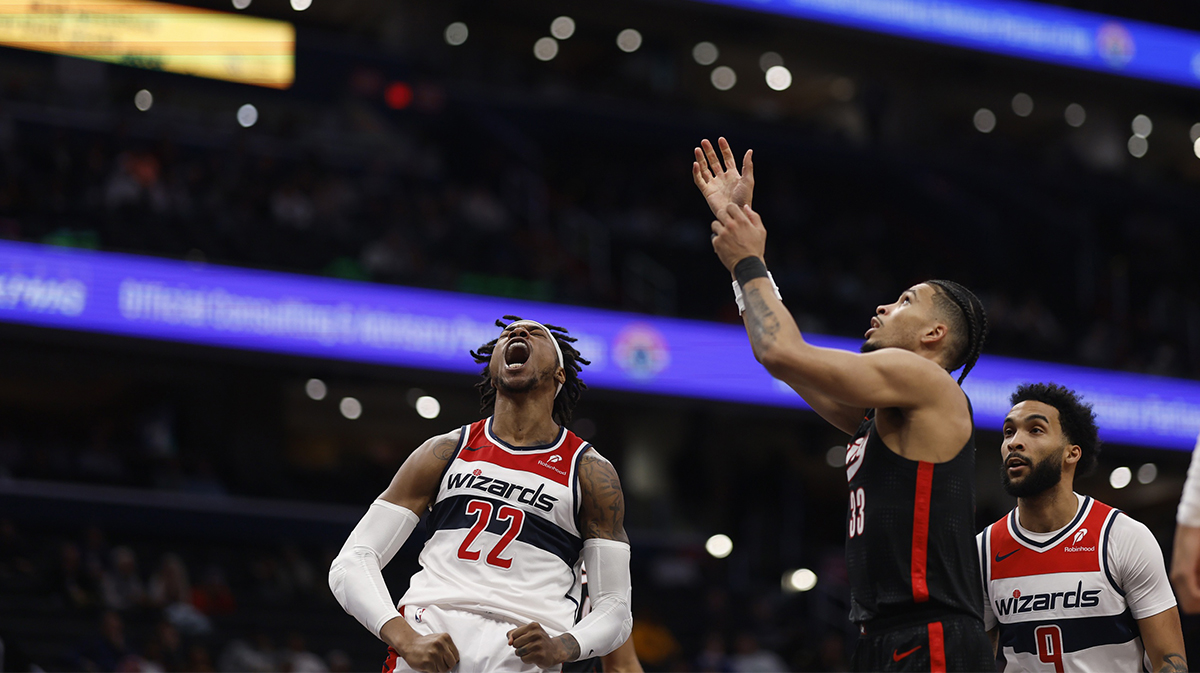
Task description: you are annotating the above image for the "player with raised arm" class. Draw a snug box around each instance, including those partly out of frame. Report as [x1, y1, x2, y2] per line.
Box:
[328, 317, 632, 672]
[978, 383, 1185, 672]
[1170, 433, 1200, 614]
[695, 138, 993, 672]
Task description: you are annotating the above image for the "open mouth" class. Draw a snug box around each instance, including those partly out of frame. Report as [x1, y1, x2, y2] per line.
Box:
[504, 340, 531, 370]
[1005, 456, 1029, 475]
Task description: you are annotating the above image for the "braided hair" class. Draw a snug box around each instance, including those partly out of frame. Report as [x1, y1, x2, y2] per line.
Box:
[469, 315, 591, 426]
[926, 280, 988, 384]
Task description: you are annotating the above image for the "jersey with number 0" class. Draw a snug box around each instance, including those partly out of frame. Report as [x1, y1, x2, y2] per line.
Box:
[844, 408, 985, 624]
[399, 417, 591, 634]
[978, 494, 1177, 672]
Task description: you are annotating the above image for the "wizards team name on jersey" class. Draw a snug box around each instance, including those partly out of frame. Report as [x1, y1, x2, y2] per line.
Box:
[993, 581, 1102, 616]
[398, 417, 595, 634]
[444, 470, 558, 512]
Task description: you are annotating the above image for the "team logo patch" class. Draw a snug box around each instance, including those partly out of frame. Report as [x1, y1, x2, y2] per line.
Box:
[547, 455, 562, 463]
[1072, 528, 1088, 545]
[845, 432, 868, 482]
[613, 323, 670, 380]
[1096, 22, 1135, 69]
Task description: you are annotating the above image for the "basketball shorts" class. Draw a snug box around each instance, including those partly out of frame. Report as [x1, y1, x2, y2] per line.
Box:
[851, 613, 994, 672]
[383, 604, 564, 673]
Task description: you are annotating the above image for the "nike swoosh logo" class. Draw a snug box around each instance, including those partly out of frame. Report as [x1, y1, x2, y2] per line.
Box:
[462, 446, 486, 452]
[893, 646, 921, 662]
[995, 549, 1018, 562]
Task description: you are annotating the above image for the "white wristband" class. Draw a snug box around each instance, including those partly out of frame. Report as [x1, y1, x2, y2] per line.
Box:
[1178, 434, 1200, 526]
[732, 272, 782, 315]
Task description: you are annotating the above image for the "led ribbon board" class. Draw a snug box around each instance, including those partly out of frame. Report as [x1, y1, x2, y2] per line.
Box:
[1, 240, 1197, 449]
[0, 0, 294, 89]
[696, 0, 1200, 90]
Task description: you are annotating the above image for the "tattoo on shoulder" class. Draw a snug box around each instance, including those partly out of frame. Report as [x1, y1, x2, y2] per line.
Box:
[431, 433, 459, 462]
[578, 451, 629, 543]
[1159, 653, 1187, 673]
[744, 287, 781, 348]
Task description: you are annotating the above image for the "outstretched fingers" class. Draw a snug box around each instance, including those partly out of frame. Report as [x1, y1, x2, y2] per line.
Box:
[701, 138, 724, 175]
[743, 149, 754, 178]
[718, 137, 737, 172]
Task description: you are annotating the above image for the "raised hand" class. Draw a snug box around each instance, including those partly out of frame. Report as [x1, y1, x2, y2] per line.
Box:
[508, 621, 580, 668]
[711, 203, 768, 273]
[693, 137, 754, 217]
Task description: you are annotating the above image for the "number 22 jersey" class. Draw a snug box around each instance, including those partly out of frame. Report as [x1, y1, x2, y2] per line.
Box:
[399, 417, 595, 634]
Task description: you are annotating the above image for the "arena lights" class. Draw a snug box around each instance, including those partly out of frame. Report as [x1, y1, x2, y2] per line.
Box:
[705, 534, 733, 558]
[1128, 135, 1148, 158]
[1065, 103, 1087, 127]
[236, 104, 258, 128]
[533, 37, 559, 61]
[1193, 139, 1200, 159]
[765, 65, 792, 91]
[231, 0, 250, 8]
[1137, 463, 1157, 484]
[825, 446, 845, 468]
[1132, 114, 1153, 138]
[444, 22, 469, 46]
[758, 52, 783, 71]
[692, 41, 719, 66]
[550, 16, 576, 40]
[134, 89, 153, 112]
[1190, 123, 1200, 142]
[1011, 93, 1033, 117]
[415, 395, 441, 419]
[616, 29, 643, 53]
[711, 66, 737, 91]
[305, 378, 327, 401]
[290, 0, 311, 11]
[340, 397, 362, 420]
[974, 108, 997, 133]
[385, 82, 413, 110]
[782, 568, 818, 593]
[1109, 466, 1132, 489]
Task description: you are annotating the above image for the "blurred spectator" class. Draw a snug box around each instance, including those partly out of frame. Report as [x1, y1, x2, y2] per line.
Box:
[191, 565, 237, 616]
[102, 545, 148, 612]
[53, 540, 101, 609]
[76, 610, 133, 672]
[283, 633, 329, 672]
[149, 553, 211, 635]
[729, 632, 789, 672]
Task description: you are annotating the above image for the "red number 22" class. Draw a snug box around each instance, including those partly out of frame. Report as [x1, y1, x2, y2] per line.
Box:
[457, 499, 525, 569]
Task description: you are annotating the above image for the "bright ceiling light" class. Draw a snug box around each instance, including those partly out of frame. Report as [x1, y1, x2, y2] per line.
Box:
[550, 16, 576, 40]
[705, 534, 733, 558]
[765, 65, 792, 91]
[692, 41, 718, 66]
[616, 29, 642, 53]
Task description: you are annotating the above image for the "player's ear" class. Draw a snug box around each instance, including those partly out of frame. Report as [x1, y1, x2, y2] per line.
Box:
[555, 366, 566, 386]
[922, 321, 947, 346]
[1063, 444, 1082, 467]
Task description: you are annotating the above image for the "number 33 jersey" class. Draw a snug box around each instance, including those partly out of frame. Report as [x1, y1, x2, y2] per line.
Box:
[399, 417, 594, 634]
[977, 494, 1177, 672]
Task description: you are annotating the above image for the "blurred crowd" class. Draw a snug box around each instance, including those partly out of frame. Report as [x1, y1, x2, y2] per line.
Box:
[0, 55, 1195, 380]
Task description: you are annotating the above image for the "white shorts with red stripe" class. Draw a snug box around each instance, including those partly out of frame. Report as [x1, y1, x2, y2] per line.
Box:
[383, 604, 562, 673]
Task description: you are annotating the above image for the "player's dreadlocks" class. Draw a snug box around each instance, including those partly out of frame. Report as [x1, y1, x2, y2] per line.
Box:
[470, 315, 591, 426]
[927, 280, 988, 385]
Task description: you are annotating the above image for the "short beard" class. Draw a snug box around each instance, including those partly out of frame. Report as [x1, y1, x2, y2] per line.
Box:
[1001, 449, 1064, 498]
[860, 340, 882, 354]
[495, 363, 557, 396]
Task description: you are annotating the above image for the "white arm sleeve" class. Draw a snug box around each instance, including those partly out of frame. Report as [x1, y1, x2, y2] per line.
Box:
[328, 499, 420, 638]
[1178, 434, 1200, 526]
[1110, 513, 1177, 620]
[977, 530, 997, 631]
[566, 538, 632, 660]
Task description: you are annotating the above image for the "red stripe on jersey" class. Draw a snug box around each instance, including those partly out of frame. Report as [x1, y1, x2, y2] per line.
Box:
[383, 646, 398, 673]
[927, 621, 946, 673]
[456, 444, 574, 486]
[987, 501, 1111, 580]
[911, 461, 934, 603]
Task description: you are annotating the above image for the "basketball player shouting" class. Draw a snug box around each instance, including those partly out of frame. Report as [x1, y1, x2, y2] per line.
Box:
[695, 138, 993, 671]
[978, 383, 1185, 672]
[329, 317, 632, 672]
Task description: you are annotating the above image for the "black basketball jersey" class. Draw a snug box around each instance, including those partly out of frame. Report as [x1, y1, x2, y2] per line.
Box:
[844, 406, 985, 624]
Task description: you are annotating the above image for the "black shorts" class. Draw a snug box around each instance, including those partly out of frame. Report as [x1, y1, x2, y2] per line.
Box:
[852, 613, 994, 672]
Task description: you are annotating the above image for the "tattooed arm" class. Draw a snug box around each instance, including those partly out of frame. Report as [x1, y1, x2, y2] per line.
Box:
[378, 428, 462, 513]
[511, 450, 633, 667]
[710, 203, 952, 432]
[1137, 607, 1187, 672]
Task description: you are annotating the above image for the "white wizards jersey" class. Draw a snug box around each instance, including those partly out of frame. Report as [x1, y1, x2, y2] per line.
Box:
[978, 494, 1176, 672]
[400, 417, 592, 634]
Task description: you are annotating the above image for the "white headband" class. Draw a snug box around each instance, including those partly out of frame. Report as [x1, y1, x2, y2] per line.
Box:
[505, 320, 564, 397]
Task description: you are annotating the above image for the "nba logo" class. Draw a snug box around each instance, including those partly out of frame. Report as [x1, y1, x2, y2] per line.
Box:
[415, 608, 426, 623]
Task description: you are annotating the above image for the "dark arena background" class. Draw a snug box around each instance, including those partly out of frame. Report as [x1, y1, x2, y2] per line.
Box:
[0, 0, 1198, 670]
